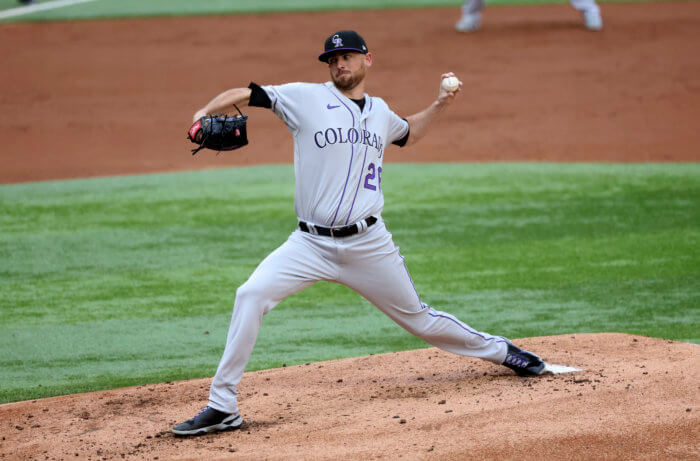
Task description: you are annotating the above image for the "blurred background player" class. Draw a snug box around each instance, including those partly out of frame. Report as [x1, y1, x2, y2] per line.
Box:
[455, 0, 603, 32]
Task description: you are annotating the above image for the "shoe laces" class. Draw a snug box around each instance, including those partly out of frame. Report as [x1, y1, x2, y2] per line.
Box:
[504, 352, 529, 368]
[195, 406, 211, 418]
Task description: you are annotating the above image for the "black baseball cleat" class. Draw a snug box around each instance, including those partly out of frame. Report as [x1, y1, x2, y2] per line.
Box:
[172, 406, 243, 436]
[501, 339, 546, 376]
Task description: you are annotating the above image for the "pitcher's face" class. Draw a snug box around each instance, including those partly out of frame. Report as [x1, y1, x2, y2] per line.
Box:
[328, 51, 372, 92]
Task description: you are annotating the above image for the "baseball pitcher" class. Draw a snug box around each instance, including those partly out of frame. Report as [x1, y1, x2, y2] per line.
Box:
[174, 30, 546, 436]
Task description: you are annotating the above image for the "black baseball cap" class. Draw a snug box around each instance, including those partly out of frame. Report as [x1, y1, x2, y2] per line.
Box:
[318, 30, 369, 63]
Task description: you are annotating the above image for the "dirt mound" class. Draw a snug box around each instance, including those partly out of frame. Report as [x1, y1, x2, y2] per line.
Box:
[1, 333, 698, 459]
[1, 2, 700, 184]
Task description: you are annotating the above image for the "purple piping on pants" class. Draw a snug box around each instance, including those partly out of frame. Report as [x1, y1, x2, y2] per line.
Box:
[328, 89, 356, 227]
[427, 309, 504, 343]
[395, 220, 501, 345]
[399, 252, 422, 306]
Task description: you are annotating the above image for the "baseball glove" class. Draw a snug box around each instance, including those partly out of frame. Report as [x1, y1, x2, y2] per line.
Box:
[187, 105, 248, 155]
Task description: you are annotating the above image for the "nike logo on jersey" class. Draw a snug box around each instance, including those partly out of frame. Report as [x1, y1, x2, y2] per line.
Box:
[326, 104, 340, 110]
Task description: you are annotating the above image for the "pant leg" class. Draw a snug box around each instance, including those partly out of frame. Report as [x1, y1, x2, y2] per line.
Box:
[337, 221, 508, 363]
[569, 0, 599, 13]
[463, 0, 485, 15]
[208, 230, 336, 414]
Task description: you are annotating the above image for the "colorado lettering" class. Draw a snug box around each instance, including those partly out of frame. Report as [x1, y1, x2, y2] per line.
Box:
[313, 127, 384, 152]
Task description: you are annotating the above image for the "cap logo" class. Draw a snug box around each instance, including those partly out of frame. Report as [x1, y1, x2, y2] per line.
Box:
[331, 34, 343, 48]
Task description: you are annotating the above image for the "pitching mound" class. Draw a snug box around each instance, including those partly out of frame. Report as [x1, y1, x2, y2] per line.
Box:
[1, 333, 697, 459]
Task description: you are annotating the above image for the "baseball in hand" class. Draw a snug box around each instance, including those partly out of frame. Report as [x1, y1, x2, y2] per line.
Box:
[441, 76, 460, 92]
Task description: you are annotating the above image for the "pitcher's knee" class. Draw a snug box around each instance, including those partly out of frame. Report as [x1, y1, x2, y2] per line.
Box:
[234, 282, 274, 317]
[399, 309, 481, 347]
[396, 311, 433, 338]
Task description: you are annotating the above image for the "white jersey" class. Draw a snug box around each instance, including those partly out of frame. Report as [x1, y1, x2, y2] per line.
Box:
[261, 82, 409, 227]
[205, 79, 514, 418]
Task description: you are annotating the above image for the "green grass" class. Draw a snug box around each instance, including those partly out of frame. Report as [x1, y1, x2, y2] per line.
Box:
[1, 163, 698, 403]
[0, 0, 667, 23]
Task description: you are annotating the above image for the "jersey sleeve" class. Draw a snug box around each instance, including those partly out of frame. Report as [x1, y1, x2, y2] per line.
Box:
[258, 82, 309, 133]
[387, 111, 410, 147]
[391, 118, 410, 147]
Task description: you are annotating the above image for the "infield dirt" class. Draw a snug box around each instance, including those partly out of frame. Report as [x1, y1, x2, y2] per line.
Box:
[1, 1, 699, 184]
[1, 2, 699, 459]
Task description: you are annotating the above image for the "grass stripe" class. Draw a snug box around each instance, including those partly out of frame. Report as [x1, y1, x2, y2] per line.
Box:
[1, 163, 698, 403]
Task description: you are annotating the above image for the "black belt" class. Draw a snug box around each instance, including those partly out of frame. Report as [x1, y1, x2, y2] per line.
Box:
[299, 216, 377, 238]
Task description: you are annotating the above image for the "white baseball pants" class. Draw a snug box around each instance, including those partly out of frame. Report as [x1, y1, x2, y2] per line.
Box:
[209, 217, 508, 414]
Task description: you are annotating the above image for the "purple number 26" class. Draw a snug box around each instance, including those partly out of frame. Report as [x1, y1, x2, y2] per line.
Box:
[364, 163, 382, 191]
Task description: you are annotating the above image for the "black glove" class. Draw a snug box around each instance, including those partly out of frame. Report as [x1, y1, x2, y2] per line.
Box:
[187, 105, 248, 155]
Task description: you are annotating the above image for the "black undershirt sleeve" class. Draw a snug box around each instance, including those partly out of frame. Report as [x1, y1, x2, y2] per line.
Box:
[392, 118, 410, 147]
[248, 82, 272, 108]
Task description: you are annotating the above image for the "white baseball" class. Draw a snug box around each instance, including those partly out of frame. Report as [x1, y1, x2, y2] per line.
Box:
[441, 76, 460, 92]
